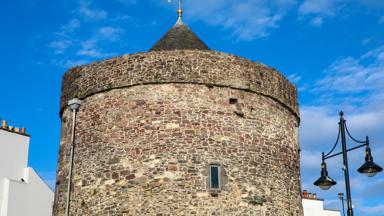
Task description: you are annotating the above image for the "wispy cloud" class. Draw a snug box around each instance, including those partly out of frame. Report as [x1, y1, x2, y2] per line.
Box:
[323, 199, 340, 210]
[76, 38, 117, 58]
[361, 37, 374, 46]
[299, 0, 342, 16]
[361, 204, 384, 214]
[49, 19, 81, 54]
[49, 1, 128, 67]
[380, 16, 384, 24]
[55, 19, 81, 36]
[52, 58, 89, 68]
[310, 45, 384, 110]
[360, 178, 384, 199]
[74, 26, 123, 58]
[49, 39, 73, 54]
[298, 0, 384, 26]
[379, 16, 384, 24]
[185, 0, 296, 41]
[115, 0, 137, 5]
[358, 0, 384, 8]
[298, 0, 347, 26]
[76, 49, 115, 58]
[301, 149, 323, 170]
[78, 0, 108, 20]
[288, 73, 302, 84]
[98, 26, 125, 41]
[309, 16, 324, 27]
[301, 45, 384, 152]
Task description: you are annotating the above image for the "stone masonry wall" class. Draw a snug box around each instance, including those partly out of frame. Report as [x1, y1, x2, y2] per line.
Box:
[53, 83, 303, 216]
[59, 50, 299, 119]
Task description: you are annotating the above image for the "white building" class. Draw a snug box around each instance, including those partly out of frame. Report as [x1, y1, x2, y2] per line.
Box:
[302, 190, 341, 216]
[0, 120, 54, 216]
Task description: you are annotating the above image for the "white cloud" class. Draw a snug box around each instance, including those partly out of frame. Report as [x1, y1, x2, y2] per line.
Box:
[49, 19, 82, 54]
[47, 0, 134, 67]
[298, 0, 348, 26]
[49, 40, 72, 54]
[76, 38, 117, 58]
[288, 73, 302, 84]
[53, 59, 89, 68]
[312, 46, 384, 106]
[299, 106, 339, 148]
[361, 37, 374, 45]
[115, 0, 137, 5]
[76, 48, 116, 58]
[361, 204, 384, 214]
[359, 0, 384, 8]
[98, 27, 125, 41]
[49, 1, 125, 66]
[309, 16, 324, 27]
[185, 0, 296, 41]
[55, 19, 81, 36]
[299, 0, 384, 27]
[380, 16, 384, 24]
[301, 149, 323, 169]
[360, 178, 384, 199]
[299, 0, 341, 16]
[323, 199, 340, 210]
[50, 25, 121, 65]
[78, 0, 108, 20]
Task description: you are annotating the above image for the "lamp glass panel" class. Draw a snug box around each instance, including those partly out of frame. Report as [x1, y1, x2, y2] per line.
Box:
[319, 184, 332, 190]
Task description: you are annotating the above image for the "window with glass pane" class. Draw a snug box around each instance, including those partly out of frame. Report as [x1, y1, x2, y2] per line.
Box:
[209, 165, 220, 189]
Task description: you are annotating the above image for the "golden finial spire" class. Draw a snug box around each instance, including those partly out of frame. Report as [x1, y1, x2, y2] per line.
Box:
[168, 0, 183, 19]
[178, 0, 183, 19]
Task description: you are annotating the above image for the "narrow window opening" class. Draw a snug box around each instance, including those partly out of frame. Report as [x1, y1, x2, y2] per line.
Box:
[209, 165, 221, 189]
[229, 98, 238, 104]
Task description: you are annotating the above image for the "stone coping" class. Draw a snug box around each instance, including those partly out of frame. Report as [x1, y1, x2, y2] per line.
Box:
[60, 50, 299, 119]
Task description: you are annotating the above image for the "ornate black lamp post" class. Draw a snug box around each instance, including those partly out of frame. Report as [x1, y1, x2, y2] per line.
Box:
[313, 112, 383, 216]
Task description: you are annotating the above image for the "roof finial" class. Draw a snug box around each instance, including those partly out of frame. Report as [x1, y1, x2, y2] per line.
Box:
[167, 0, 184, 26]
[178, 0, 183, 19]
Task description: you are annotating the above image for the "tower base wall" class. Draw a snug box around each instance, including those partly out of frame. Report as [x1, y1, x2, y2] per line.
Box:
[53, 84, 302, 216]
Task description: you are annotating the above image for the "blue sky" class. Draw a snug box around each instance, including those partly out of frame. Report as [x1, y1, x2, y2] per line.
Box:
[0, 0, 383, 215]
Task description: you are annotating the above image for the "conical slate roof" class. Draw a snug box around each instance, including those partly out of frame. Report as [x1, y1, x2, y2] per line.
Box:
[150, 19, 209, 51]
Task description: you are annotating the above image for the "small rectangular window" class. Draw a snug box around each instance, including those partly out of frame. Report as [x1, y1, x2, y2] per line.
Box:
[209, 165, 220, 189]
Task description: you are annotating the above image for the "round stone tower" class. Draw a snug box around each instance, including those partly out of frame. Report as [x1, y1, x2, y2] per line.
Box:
[53, 15, 302, 216]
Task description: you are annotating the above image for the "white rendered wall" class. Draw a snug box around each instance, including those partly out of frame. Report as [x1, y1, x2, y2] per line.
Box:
[0, 130, 29, 197]
[303, 199, 340, 216]
[5, 168, 54, 216]
[0, 129, 54, 216]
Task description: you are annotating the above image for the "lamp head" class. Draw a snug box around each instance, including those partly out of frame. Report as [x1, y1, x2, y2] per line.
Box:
[314, 160, 337, 190]
[358, 146, 383, 177]
[68, 98, 82, 111]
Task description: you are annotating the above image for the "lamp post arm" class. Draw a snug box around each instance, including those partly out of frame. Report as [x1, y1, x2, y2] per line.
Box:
[345, 123, 367, 144]
[324, 143, 368, 160]
[324, 125, 341, 158]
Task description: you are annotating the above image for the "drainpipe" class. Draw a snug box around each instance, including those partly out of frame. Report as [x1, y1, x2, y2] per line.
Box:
[65, 98, 82, 216]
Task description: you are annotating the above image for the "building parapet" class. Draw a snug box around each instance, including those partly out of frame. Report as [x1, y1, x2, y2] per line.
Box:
[60, 50, 299, 121]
